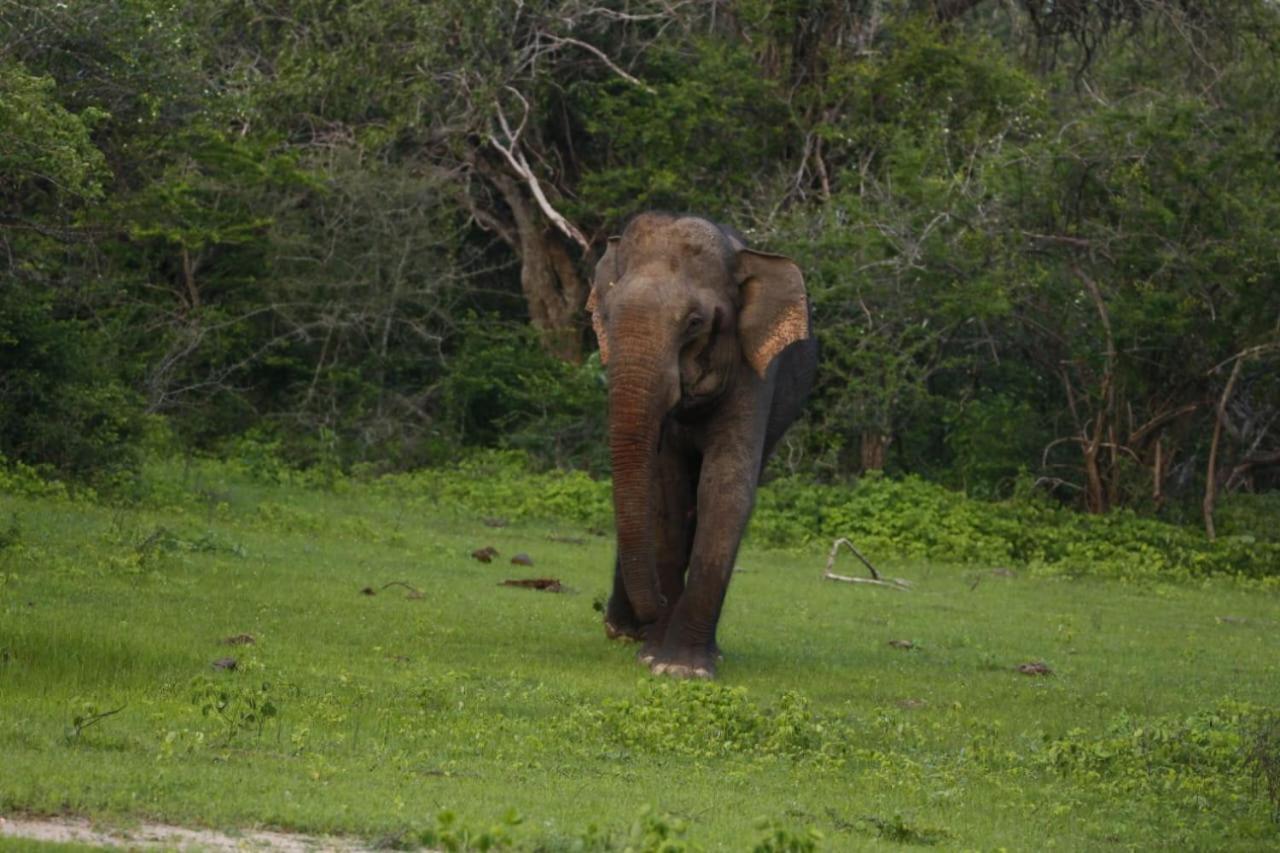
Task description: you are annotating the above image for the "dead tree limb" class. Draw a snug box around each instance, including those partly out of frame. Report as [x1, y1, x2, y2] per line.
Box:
[1204, 355, 1245, 541]
[489, 91, 590, 253]
[822, 538, 911, 590]
[538, 34, 656, 93]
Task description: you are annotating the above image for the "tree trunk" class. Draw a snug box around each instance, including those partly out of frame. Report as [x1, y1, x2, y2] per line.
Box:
[860, 430, 890, 472]
[1127, 403, 1198, 510]
[180, 245, 200, 311]
[1151, 436, 1165, 509]
[1074, 266, 1117, 514]
[1204, 357, 1245, 540]
[1082, 432, 1108, 514]
[479, 163, 587, 362]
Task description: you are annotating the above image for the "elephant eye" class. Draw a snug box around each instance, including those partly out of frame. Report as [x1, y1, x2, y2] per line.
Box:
[685, 312, 706, 333]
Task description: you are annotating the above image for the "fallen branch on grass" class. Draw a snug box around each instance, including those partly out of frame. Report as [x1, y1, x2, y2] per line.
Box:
[68, 704, 126, 738]
[822, 538, 911, 591]
[381, 581, 424, 599]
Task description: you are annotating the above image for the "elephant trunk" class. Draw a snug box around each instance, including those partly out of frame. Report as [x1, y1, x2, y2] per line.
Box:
[608, 328, 678, 626]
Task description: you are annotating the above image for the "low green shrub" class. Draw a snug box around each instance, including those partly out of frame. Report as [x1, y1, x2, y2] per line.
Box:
[1216, 493, 1280, 544]
[1039, 700, 1276, 821]
[577, 680, 845, 766]
[9, 445, 1276, 579]
[373, 450, 613, 531]
[753, 473, 1280, 578]
[438, 319, 608, 472]
[412, 804, 733, 852]
[417, 808, 523, 851]
[0, 453, 75, 501]
[189, 676, 279, 745]
[0, 285, 146, 485]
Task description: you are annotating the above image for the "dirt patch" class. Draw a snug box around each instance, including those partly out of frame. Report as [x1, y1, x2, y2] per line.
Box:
[0, 814, 380, 851]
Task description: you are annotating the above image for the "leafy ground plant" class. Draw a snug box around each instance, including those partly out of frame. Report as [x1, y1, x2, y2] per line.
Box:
[1, 458, 1278, 849]
[1250, 710, 1280, 821]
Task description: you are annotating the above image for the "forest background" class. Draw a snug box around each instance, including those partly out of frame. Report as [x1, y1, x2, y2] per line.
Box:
[3, 0, 1279, 537]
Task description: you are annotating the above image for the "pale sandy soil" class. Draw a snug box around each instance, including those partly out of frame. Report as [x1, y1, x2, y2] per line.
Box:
[0, 815, 381, 851]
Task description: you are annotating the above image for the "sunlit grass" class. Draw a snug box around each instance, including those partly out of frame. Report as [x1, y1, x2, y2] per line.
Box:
[1, 463, 1278, 850]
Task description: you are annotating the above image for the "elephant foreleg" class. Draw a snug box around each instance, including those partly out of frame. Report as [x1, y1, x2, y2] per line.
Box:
[636, 443, 698, 662]
[649, 415, 764, 678]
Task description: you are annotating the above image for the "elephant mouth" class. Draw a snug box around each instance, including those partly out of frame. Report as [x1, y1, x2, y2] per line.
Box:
[672, 388, 723, 421]
[676, 360, 729, 416]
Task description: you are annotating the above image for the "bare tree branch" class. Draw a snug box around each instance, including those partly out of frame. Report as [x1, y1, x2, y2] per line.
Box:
[539, 34, 656, 92]
[488, 93, 590, 253]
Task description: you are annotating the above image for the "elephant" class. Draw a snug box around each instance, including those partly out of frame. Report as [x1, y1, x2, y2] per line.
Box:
[587, 212, 817, 679]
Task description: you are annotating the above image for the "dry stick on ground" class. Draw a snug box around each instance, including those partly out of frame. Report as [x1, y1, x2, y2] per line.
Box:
[822, 538, 912, 590]
[381, 581, 424, 599]
[69, 704, 126, 738]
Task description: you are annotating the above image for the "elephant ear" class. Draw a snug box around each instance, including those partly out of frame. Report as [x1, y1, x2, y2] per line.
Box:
[735, 249, 810, 379]
[587, 237, 621, 365]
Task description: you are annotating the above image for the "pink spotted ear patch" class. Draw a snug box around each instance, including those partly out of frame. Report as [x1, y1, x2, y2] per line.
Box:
[746, 298, 808, 378]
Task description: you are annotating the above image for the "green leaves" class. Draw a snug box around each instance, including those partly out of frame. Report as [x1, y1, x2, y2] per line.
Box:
[2, 0, 1278, 511]
[65, 698, 126, 740]
[583, 681, 844, 766]
[0, 62, 108, 202]
[190, 675, 279, 745]
[437, 319, 607, 470]
[1042, 700, 1274, 820]
[752, 473, 1280, 578]
[571, 39, 789, 222]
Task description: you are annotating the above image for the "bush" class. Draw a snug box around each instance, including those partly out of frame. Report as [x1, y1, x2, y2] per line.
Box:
[1215, 493, 1280, 544]
[578, 680, 844, 766]
[1041, 700, 1274, 814]
[374, 452, 1278, 579]
[0, 284, 146, 485]
[753, 473, 1280, 578]
[373, 450, 613, 531]
[437, 319, 608, 472]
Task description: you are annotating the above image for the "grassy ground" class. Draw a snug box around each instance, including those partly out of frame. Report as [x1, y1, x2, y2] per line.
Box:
[1, 462, 1278, 850]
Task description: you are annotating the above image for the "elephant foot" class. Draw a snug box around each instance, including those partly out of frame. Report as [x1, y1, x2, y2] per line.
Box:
[636, 623, 670, 666]
[604, 618, 645, 643]
[651, 660, 714, 679]
[604, 593, 650, 644]
[637, 639, 663, 666]
[648, 647, 717, 680]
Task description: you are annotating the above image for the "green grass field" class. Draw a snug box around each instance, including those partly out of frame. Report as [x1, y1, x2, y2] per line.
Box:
[1, 462, 1278, 850]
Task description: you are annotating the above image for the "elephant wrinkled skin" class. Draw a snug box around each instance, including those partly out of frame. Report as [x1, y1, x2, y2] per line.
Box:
[588, 212, 817, 679]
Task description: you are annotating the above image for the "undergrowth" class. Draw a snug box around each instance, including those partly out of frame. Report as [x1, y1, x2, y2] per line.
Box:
[8, 449, 1276, 580]
[753, 473, 1280, 580]
[578, 681, 843, 765]
[368, 453, 1279, 580]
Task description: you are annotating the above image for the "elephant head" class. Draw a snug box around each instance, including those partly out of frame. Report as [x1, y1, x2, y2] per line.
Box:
[586, 213, 810, 625]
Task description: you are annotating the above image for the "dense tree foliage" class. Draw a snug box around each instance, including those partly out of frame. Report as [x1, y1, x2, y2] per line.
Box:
[2, 0, 1278, 525]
